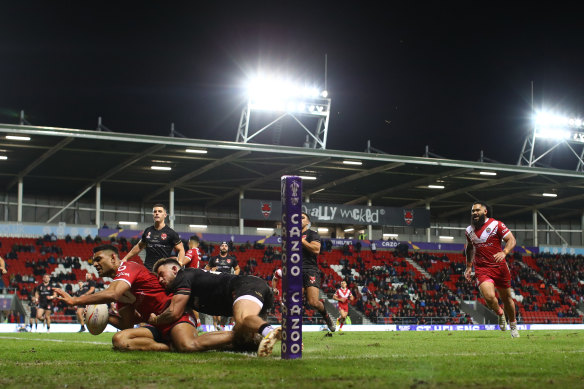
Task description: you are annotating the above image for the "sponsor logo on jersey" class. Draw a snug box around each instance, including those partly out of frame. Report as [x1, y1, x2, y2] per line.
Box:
[161, 233, 167, 240]
[404, 209, 414, 225]
[147, 231, 151, 238]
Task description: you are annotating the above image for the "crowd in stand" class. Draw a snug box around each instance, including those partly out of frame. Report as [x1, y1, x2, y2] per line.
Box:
[1, 235, 583, 325]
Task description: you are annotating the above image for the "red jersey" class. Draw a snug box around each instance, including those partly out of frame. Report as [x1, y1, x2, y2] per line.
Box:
[185, 247, 201, 269]
[272, 268, 282, 299]
[113, 261, 170, 320]
[465, 218, 511, 269]
[334, 287, 353, 303]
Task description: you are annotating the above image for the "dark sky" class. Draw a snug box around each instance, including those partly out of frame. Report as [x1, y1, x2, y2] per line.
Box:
[2, 3, 584, 164]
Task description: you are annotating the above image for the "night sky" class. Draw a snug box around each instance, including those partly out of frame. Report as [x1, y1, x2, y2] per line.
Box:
[2, 3, 584, 164]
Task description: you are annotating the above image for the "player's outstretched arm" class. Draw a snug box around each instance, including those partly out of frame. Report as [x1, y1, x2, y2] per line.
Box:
[148, 294, 189, 326]
[55, 280, 130, 306]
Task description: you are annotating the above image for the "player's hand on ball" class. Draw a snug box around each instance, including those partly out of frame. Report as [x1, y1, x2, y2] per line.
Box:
[148, 313, 157, 325]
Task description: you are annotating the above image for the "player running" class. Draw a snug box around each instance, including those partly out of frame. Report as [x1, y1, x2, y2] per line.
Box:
[464, 201, 519, 338]
[35, 274, 56, 333]
[333, 280, 354, 333]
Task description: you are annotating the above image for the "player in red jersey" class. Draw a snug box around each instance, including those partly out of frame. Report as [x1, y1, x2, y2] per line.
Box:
[271, 268, 282, 298]
[180, 235, 201, 269]
[55, 244, 233, 351]
[333, 280, 354, 333]
[464, 201, 519, 338]
[179, 235, 202, 326]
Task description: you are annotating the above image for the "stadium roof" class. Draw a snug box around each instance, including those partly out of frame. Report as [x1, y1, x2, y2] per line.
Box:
[1, 123, 584, 222]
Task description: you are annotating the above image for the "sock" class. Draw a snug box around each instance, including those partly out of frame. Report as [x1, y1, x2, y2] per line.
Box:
[259, 323, 274, 337]
[339, 317, 345, 329]
[509, 321, 517, 329]
[497, 308, 504, 316]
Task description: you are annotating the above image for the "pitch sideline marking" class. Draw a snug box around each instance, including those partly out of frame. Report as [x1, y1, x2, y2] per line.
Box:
[0, 336, 111, 345]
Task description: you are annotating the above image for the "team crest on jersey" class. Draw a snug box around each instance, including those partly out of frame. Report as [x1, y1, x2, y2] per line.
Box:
[404, 209, 414, 225]
[227, 259, 231, 264]
[261, 202, 272, 218]
[486, 228, 491, 234]
[309, 276, 316, 284]
[147, 231, 151, 238]
[161, 233, 167, 240]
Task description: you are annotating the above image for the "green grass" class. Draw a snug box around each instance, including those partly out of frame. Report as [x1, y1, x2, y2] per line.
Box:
[1, 330, 583, 388]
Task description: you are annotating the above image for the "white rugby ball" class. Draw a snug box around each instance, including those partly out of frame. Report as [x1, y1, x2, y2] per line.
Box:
[84, 304, 109, 335]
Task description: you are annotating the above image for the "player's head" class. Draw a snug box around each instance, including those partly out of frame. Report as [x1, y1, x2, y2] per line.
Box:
[219, 241, 228, 255]
[471, 201, 489, 227]
[189, 235, 200, 249]
[153, 257, 181, 290]
[77, 281, 84, 288]
[301, 212, 311, 229]
[91, 244, 120, 277]
[42, 274, 50, 284]
[86, 273, 93, 280]
[341, 280, 347, 288]
[152, 204, 167, 223]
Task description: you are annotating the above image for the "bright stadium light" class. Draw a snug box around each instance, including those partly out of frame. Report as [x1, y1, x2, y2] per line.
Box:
[542, 193, 558, 197]
[317, 227, 329, 233]
[151, 166, 171, 171]
[428, 185, 445, 189]
[299, 175, 317, 181]
[257, 227, 274, 232]
[0, 156, 7, 160]
[533, 110, 584, 142]
[343, 160, 363, 165]
[344, 228, 354, 232]
[185, 148, 208, 154]
[236, 73, 332, 149]
[189, 224, 208, 229]
[118, 221, 138, 225]
[439, 236, 454, 240]
[6, 135, 30, 141]
[383, 233, 399, 238]
[479, 171, 497, 176]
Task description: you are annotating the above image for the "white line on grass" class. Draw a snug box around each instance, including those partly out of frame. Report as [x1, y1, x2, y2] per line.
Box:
[0, 336, 111, 345]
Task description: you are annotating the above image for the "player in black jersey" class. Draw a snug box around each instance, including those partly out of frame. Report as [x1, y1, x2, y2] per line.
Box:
[75, 273, 96, 332]
[35, 274, 56, 333]
[122, 204, 185, 271]
[301, 212, 336, 332]
[206, 242, 240, 330]
[28, 295, 39, 332]
[150, 258, 281, 357]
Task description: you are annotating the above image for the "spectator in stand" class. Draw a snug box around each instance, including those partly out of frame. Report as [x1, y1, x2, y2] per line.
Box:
[0, 255, 7, 275]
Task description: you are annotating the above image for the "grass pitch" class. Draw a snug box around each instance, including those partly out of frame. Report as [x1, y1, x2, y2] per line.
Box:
[0, 330, 583, 388]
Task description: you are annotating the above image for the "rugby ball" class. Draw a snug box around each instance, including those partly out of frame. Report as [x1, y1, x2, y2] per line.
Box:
[84, 304, 109, 335]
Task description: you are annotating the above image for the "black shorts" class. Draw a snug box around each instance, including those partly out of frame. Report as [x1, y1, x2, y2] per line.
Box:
[231, 276, 274, 316]
[38, 302, 51, 311]
[303, 267, 321, 289]
[30, 307, 37, 316]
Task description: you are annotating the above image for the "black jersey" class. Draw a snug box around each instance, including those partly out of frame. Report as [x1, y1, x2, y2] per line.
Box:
[169, 268, 238, 316]
[141, 225, 182, 270]
[302, 228, 321, 270]
[76, 280, 96, 297]
[36, 283, 54, 304]
[208, 254, 238, 274]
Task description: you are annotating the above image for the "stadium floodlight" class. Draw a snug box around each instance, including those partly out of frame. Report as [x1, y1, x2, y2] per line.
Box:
[185, 148, 208, 154]
[6, 135, 30, 141]
[383, 233, 399, 237]
[299, 175, 317, 181]
[479, 171, 497, 176]
[317, 227, 329, 233]
[542, 193, 558, 197]
[344, 228, 354, 232]
[118, 221, 138, 225]
[236, 74, 332, 149]
[0, 156, 7, 160]
[257, 227, 274, 232]
[519, 108, 584, 170]
[189, 224, 208, 229]
[428, 185, 445, 189]
[439, 236, 454, 240]
[343, 160, 362, 165]
[151, 166, 171, 171]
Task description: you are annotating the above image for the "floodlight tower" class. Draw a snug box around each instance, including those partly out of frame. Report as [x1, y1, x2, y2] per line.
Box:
[517, 110, 584, 171]
[235, 77, 331, 149]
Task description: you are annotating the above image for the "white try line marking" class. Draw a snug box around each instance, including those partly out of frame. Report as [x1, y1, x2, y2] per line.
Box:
[0, 336, 111, 345]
